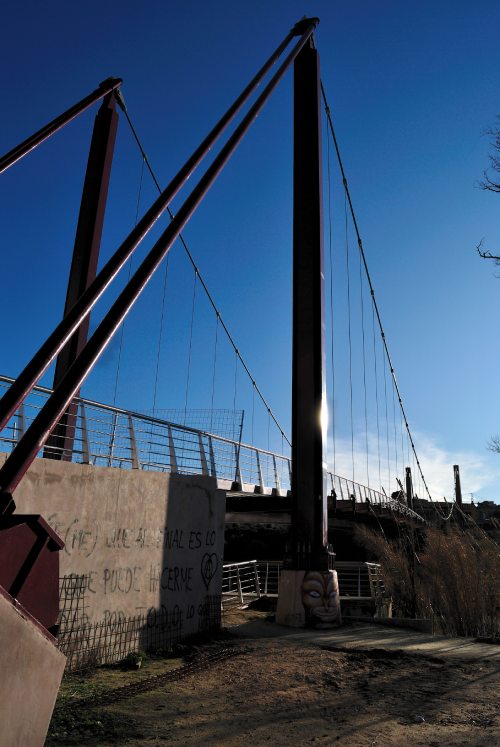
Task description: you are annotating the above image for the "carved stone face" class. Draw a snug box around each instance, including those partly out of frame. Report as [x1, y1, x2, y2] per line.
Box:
[301, 570, 339, 623]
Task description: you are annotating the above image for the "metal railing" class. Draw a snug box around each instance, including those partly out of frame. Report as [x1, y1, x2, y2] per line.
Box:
[221, 560, 262, 605]
[221, 560, 386, 608]
[0, 374, 424, 518]
[335, 561, 386, 600]
[0, 375, 291, 494]
[257, 560, 283, 596]
[328, 472, 424, 520]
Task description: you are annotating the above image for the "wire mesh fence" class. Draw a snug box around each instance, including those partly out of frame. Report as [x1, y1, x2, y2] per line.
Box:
[142, 408, 244, 441]
[57, 573, 221, 671]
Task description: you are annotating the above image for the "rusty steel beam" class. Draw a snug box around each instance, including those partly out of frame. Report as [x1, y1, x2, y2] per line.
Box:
[44, 93, 119, 461]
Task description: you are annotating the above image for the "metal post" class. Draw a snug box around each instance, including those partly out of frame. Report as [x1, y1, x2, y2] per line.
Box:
[107, 412, 118, 467]
[128, 415, 139, 469]
[45, 93, 119, 461]
[79, 401, 90, 464]
[234, 411, 244, 485]
[236, 567, 244, 604]
[453, 464, 463, 507]
[198, 433, 208, 476]
[16, 404, 25, 443]
[253, 562, 261, 598]
[291, 39, 327, 570]
[208, 436, 217, 478]
[168, 426, 178, 473]
[255, 449, 264, 494]
[405, 466, 414, 510]
[233, 443, 243, 488]
[272, 455, 281, 495]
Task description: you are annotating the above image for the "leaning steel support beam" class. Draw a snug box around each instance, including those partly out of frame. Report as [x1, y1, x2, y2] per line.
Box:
[290, 39, 328, 570]
[0, 18, 319, 513]
[45, 92, 119, 461]
[0, 21, 304, 438]
[0, 77, 122, 174]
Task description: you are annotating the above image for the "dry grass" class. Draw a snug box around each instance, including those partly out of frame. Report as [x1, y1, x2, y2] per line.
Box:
[355, 524, 500, 638]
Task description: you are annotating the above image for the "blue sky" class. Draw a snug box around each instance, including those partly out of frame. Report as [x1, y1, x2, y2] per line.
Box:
[1, 1, 499, 502]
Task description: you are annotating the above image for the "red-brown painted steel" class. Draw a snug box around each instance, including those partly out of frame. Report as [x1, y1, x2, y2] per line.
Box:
[0, 515, 64, 634]
[44, 93, 119, 461]
[290, 40, 328, 570]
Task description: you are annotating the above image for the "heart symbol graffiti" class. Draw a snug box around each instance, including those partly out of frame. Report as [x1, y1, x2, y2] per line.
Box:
[201, 553, 218, 590]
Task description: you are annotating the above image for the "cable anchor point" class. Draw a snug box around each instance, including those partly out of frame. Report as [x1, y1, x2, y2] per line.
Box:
[114, 88, 127, 113]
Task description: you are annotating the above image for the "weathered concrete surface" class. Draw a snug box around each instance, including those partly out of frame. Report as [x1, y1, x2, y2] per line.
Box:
[0, 454, 225, 637]
[0, 587, 66, 747]
[276, 570, 306, 626]
[350, 615, 433, 634]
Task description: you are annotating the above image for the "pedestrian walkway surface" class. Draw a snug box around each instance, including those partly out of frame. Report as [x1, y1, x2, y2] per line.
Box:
[232, 618, 500, 661]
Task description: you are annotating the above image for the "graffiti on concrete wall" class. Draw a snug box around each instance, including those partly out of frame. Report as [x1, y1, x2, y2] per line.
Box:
[43, 475, 224, 643]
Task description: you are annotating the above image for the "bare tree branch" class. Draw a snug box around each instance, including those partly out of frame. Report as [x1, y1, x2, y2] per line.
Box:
[479, 118, 500, 193]
[488, 436, 500, 454]
[479, 172, 500, 193]
[476, 239, 500, 265]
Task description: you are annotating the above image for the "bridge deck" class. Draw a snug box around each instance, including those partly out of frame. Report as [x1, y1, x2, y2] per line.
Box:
[0, 375, 424, 523]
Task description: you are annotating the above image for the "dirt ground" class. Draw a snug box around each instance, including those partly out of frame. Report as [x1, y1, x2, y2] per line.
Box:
[47, 609, 499, 747]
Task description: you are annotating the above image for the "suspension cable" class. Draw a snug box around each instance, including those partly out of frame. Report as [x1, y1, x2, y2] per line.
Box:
[383, 350, 391, 490]
[371, 300, 382, 491]
[184, 269, 198, 424]
[321, 81, 435, 504]
[118, 96, 291, 447]
[392, 380, 399, 484]
[326, 108, 336, 476]
[152, 252, 170, 414]
[233, 349, 238, 441]
[209, 315, 219, 432]
[344, 192, 355, 482]
[358, 245, 369, 486]
[112, 155, 145, 406]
